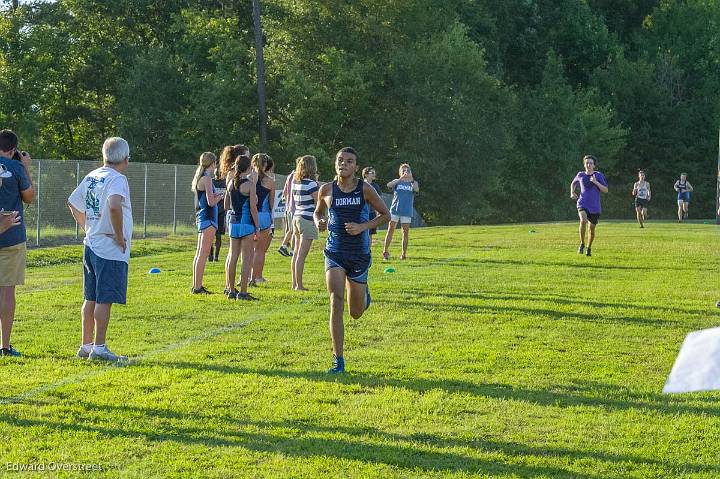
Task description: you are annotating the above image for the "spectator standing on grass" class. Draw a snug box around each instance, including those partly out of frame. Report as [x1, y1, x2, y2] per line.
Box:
[362, 167, 382, 249]
[209, 167, 227, 262]
[67, 137, 132, 362]
[291, 155, 320, 291]
[224, 153, 259, 300]
[382, 163, 419, 261]
[0, 211, 20, 235]
[250, 153, 275, 285]
[277, 160, 298, 258]
[191, 152, 223, 294]
[0, 129, 34, 357]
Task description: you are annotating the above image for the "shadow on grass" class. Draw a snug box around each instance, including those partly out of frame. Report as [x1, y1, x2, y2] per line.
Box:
[372, 298, 674, 326]
[409, 257, 716, 273]
[0, 409, 617, 479]
[153, 362, 720, 419]
[8, 395, 717, 478]
[396, 288, 713, 318]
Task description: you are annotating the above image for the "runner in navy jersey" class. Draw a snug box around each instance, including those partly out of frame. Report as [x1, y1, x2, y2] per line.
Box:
[315, 147, 390, 373]
[674, 173, 693, 222]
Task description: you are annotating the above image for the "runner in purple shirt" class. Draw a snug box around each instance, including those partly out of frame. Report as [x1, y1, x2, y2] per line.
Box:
[570, 155, 608, 257]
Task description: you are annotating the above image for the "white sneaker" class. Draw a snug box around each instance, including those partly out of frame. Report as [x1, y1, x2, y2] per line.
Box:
[89, 346, 127, 362]
[76, 346, 91, 359]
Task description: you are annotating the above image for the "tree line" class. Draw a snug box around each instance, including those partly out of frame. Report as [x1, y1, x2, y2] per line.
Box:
[0, 0, 718, 223]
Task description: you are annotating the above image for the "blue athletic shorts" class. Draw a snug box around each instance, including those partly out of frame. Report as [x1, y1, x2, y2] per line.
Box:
[229, 222, 255, 239]
[83, 246, 128, 304]
[324, 249, 371, 284]
[258, 212, 273, 231]
[196, 219, 217, 232]
[677, 192, 691, 203]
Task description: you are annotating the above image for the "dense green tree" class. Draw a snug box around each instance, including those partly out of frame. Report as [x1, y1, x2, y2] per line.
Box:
[0, 0, 717, 223]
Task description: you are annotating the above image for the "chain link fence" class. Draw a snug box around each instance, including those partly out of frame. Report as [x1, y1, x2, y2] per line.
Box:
[20, 159, 422, 247]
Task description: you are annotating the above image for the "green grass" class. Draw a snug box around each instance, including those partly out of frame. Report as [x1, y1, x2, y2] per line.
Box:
[2, 221, 720, 478]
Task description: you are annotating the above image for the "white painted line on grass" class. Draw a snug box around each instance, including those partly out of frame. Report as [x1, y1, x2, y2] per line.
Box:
[0, 315, 264, 405]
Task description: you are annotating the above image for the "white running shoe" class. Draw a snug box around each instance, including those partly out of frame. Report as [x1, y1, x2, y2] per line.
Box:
[76, 346, 91, 359]
[89, 346, 127, 362]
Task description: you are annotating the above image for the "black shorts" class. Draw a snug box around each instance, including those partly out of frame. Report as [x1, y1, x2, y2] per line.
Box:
[634, 198, 649, 208]
[216, 208, 227, 235]
[578, 208, 600, 225]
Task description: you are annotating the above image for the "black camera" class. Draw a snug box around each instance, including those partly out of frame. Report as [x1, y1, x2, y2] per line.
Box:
[11, 150, 26, 161]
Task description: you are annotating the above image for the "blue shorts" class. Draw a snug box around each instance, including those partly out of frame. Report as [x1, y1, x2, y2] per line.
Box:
[677, 192, 691, 203]
[229, 222, 255, 239]
[324, 249, 371, 284]
[83, 246, 128, 304]
[258, 211, 273, 231]
[196, 219, 218, 232]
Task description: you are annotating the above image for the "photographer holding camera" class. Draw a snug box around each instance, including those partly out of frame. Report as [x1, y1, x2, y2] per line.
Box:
[0, 129, 35, 357]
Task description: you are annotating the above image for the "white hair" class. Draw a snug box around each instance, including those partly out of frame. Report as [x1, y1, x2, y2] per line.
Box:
[102, 137, 130, 164]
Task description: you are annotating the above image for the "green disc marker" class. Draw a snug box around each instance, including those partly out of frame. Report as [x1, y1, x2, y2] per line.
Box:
[384, 267, 396, 273]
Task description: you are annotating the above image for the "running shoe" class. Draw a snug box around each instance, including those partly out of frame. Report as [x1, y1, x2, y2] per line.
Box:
[585, 247, 592, 257]
[277, 245, 291, 257]
[89, 346, 127, 362]
[382, 251, 390, 261]
[578, 244, 584, 254]
[191, 286, 211, 295]
[327, 355, 345, 374]
[0, 346, 21, 357]
[237, 292, 259, 301]
[254, 277, 268, 284]
[227, 289, 238, 300]
[76, 346, 92, 359]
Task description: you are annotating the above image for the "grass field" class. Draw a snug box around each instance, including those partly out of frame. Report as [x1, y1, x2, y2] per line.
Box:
[2, 221, 720, 478]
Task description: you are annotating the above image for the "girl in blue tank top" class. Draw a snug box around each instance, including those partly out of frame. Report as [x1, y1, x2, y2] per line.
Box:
[191, 152, 223, 294]
[382, 163, 419, 261]
[251, 154, 275, 285]
[224, 154, 259, 300]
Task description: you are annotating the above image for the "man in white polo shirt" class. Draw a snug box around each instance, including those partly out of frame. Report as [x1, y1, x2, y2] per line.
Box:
[68, 137, 133, 362]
